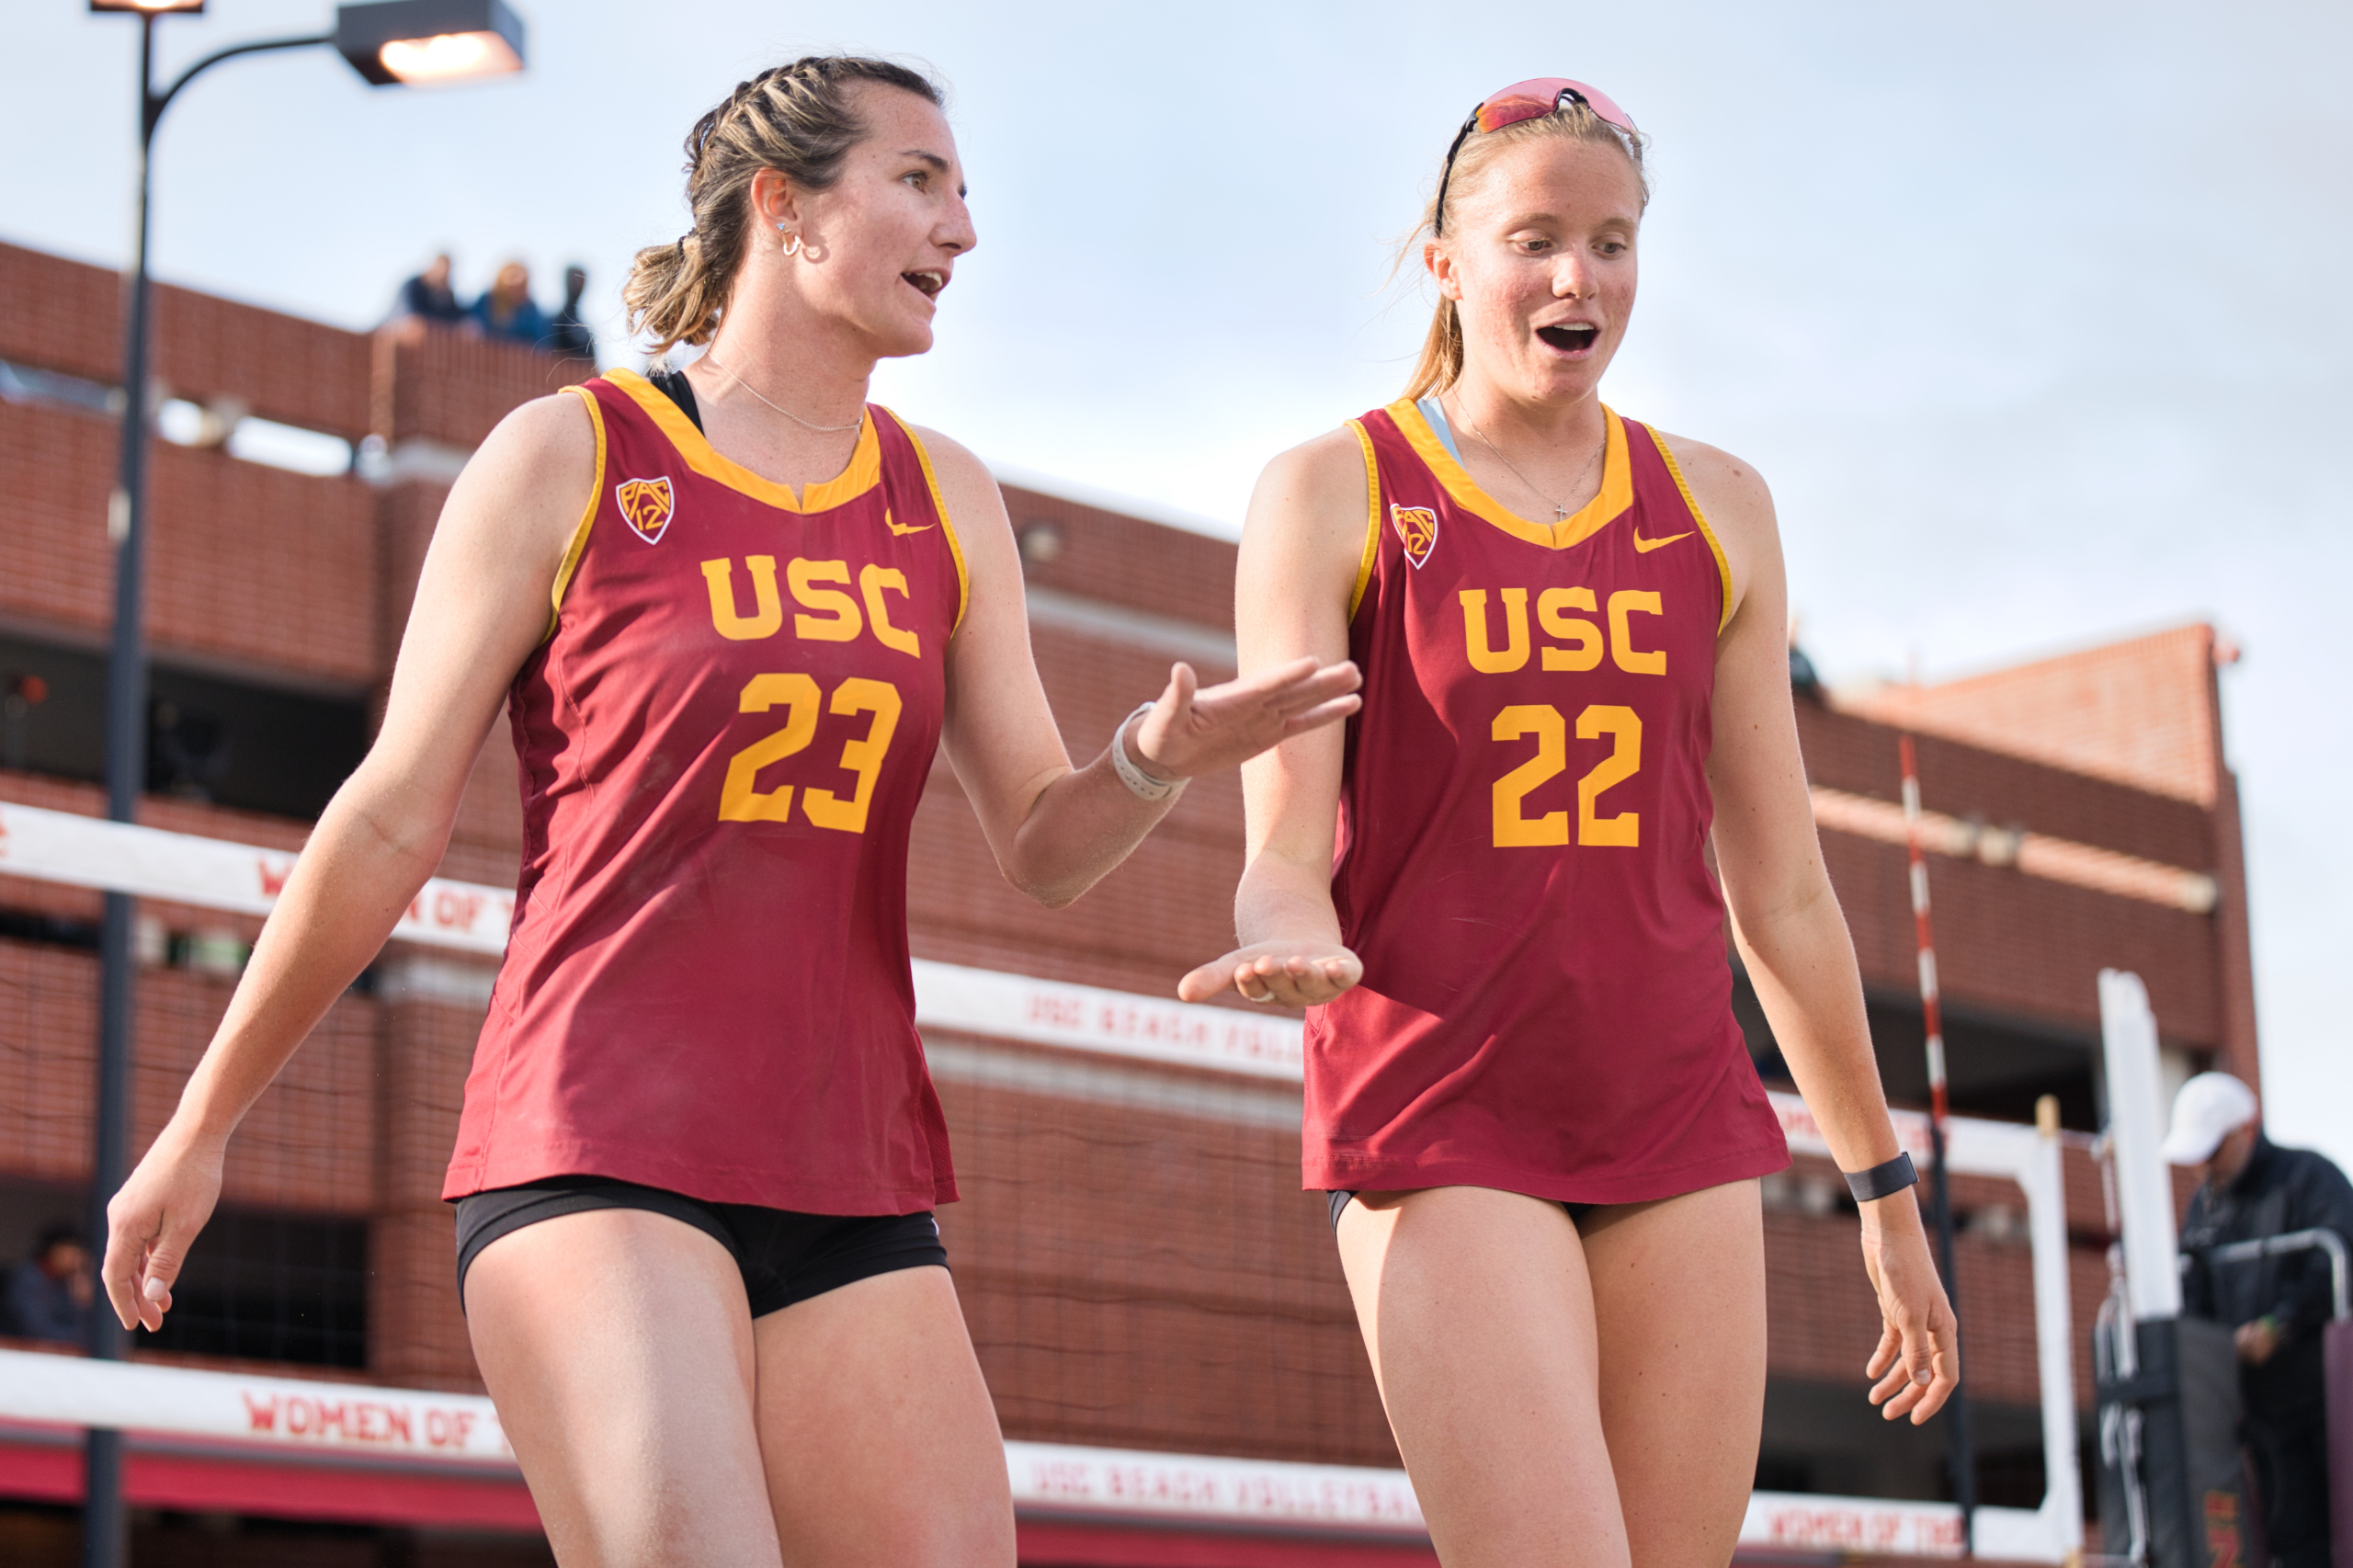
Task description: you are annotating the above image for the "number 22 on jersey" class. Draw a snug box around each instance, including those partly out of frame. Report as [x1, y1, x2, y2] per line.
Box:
[1492, 703, 1640, 848]
[1461, 585, 1656, 850]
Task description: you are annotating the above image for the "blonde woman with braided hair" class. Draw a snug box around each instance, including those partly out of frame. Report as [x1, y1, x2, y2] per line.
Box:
[100, 55, 1359, 1566]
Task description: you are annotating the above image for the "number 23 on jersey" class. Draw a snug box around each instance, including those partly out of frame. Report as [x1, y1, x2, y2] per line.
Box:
[702, 552, 921, 833]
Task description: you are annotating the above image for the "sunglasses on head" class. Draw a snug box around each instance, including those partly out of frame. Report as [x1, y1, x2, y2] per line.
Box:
[1433, 78, 1638, 237]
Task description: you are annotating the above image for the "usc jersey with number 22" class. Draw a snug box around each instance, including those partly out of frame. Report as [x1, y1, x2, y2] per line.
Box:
[443, 369, 966, 1215]
[1304, 401, 1790, 1205]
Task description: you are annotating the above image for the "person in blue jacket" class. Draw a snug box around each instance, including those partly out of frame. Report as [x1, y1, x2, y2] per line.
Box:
[469, 259, 548, 346]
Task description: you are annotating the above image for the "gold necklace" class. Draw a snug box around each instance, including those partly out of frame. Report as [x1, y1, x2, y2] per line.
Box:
[1452, 400, 1606, 521]
[700, 350, 864, 434]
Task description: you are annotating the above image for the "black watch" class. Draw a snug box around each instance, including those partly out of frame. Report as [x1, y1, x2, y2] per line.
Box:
[1843, 1152, 1918, 1203]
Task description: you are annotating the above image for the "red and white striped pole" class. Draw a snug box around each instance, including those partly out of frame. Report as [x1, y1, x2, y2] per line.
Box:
[1899, 734, 1950, 1129]
[1899, 732, 1975, 1551]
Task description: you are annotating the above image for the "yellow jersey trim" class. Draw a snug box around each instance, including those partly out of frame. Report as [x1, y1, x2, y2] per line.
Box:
[1647, 428, 1735, 634]
[1347, 420, 1381, 620]
[882, 409, 970, 633]
[604, 366, 881, 515]
[1386, 398, 1632, 552]
[545, 384, 608, 643]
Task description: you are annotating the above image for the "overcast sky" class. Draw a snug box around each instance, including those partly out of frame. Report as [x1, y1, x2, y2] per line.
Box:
[6, 1, 2347, 1168]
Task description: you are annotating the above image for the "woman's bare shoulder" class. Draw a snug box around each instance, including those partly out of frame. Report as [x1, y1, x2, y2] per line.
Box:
[1651, 428, 1786, 630]
[456, 389, 601, 516]
[901, 421, 1014, 536]
[1236, 425, 1376, 627]
[1650, 429, 1776, 543]
[1256, 424, 1371, 506]
[1248, 425, 1373, 550]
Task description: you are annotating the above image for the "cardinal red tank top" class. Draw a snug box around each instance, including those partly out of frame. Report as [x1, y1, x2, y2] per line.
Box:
[444, 369, 966, 1213]
[1304, 399, 1788, 1204]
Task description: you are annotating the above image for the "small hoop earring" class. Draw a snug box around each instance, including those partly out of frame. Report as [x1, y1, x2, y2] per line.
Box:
[778, 226, 802, 258]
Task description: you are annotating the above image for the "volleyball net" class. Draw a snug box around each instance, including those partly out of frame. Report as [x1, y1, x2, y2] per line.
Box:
[0, 798, 2084, 1559]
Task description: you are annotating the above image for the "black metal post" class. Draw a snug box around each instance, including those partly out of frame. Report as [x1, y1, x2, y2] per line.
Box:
[1927, 1119, 1976, 1551]
[82, 10, 156, 1553]
[83, 20, 331, 1567]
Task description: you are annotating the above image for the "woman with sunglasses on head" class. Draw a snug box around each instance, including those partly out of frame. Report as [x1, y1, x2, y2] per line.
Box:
[1183, 80, 1958, 1565]
[100, 57, 1358, 1568]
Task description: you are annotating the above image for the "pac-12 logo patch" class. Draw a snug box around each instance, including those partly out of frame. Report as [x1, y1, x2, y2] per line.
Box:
[616, 477, 675, 544]
[1390, 504, 1438, 569]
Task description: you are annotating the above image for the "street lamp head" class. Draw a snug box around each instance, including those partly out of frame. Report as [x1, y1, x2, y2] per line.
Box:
[333, 0, 525, 87]
[88, 1, 207, 12]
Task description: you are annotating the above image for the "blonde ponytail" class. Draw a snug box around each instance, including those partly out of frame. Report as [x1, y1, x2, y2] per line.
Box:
[1401, 298, 1467, 404]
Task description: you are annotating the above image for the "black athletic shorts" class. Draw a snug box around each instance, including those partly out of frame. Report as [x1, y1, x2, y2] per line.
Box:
[454, 1176, 947, 1318]
[1326, 1189, 1597, 1230]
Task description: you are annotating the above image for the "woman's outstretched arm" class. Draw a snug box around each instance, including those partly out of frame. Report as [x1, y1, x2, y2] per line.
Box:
[1180, 429, 1369, 1007]
[926, 430, 1359, 911]
[100, 392, 597, 1333]
[1675, 432, 1961, 1426]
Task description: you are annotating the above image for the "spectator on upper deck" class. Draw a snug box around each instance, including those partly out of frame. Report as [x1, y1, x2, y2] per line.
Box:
[2172, 1072, 2353, 1568]
[6, 1223, 93, 1346]
[470, 259, 549, 347]
[542, 265, 596, 363]
[393, 253, 466, 330]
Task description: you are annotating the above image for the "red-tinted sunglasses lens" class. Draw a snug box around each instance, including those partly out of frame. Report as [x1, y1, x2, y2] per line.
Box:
[1472, 76, 1636, 135]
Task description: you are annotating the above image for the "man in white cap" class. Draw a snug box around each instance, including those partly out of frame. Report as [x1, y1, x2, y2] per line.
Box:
[2169, 1071, 2353, 1568]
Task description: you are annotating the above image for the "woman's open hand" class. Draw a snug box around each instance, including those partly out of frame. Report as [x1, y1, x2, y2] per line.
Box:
[1131, 656, 1359, 780]
[1859, 1192, 1961, 1423]
[1178, 938, 1361, 1007]
[100, 1119, 226, 1335]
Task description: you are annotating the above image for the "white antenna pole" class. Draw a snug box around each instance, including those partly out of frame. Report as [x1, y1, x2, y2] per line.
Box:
[2098, 970, 2182, 1321]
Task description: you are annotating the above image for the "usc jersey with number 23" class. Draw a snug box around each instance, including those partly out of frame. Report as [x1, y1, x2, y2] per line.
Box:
[1305, 400, 1790, 1205]
[443, 369, 966, 1215]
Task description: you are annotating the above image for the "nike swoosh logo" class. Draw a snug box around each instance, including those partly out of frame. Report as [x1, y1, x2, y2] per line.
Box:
[1632, 529, 1690, 553]
[885, 508, 935, 537]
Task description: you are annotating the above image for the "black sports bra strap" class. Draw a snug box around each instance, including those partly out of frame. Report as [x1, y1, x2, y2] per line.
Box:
[646, 367, 703, 433]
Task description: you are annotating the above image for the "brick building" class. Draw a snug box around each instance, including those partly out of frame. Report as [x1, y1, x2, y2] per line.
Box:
[0, 239, 2255, 1562]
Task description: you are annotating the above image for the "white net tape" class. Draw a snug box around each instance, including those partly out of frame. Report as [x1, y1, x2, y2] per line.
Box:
[0, 801, 2079, 1556]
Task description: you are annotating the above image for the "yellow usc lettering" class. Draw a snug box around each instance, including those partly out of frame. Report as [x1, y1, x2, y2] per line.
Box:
[1458, 588, 1530, 674]
[1607, 590, 1665, 676]
[1536, 587, 1601, 672]
[700, 556, 924, 656]
[1460, 581, 1665, 676]
[858, 565, 920, 658]
[702, 556, 784, 642]
[789, 559, 863, 642]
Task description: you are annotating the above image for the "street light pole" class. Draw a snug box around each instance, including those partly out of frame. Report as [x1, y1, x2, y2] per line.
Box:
[90, 19, 336, 1564]
[82, 25, 153, 1568]
[82, 5, 525, 1561]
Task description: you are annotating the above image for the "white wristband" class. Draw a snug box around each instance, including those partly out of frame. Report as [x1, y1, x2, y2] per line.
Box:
[1111, 702, 1185, 802]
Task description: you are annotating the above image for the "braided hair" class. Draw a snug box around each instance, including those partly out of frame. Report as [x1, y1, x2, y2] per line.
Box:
[622, 57, 944, 354]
